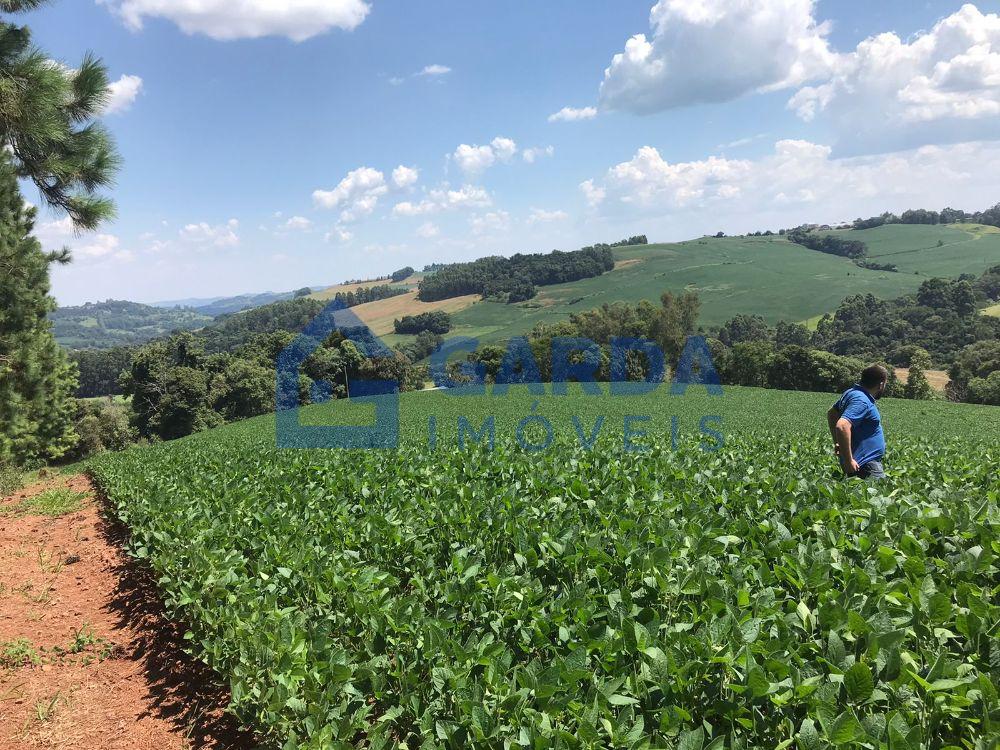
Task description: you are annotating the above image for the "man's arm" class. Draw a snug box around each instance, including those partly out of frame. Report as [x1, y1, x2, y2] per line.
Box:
[832, 417, 859, 475]
[827, 406, 841, 448]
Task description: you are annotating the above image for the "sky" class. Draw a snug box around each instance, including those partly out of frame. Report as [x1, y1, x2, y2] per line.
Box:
[24, 0, 1000, 305]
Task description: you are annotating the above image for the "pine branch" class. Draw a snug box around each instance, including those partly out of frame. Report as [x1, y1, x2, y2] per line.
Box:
[0, 1, 54, 13]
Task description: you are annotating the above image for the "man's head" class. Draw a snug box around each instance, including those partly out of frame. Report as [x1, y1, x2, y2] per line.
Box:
[860, 364, 889, 399]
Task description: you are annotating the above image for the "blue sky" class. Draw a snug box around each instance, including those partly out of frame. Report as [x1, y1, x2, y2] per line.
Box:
[27, 0, 1000, 305]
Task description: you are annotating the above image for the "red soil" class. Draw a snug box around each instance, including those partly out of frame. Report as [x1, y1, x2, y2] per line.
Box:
[0, 475, 255, 750]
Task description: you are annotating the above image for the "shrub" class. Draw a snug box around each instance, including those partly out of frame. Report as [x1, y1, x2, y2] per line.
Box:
[966, 371, 1000, 405]
[0, 462, 23, 498]
[68, 399, 137, 460]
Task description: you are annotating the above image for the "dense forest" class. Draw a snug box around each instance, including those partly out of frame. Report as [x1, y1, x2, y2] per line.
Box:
[417, 244, 617, 303]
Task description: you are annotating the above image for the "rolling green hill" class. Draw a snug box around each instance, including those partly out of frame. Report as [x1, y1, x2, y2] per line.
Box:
[824, 223, 1000, 277]
[443, 228, 1000, 345]
[50, 300, 213, 350]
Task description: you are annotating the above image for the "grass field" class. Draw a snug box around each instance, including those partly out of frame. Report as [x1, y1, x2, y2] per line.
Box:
[447, 237, 925, 345]
[440, 228, 1000, 347]
[826, 223, 1000, 277]
[984, 302, 1000, 318]
[89, 388, 1000, 748]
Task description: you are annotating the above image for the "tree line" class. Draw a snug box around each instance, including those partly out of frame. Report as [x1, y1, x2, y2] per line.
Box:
[852, 203, 1000, 230]
[416, 244, 618, 303]
[784, 229, 867, 260]
[393, 311, 451, 335]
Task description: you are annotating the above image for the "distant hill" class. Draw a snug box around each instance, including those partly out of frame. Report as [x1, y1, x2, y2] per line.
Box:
[152, 290, 295, 317]
[152, 284, 331, 317]
[57, 225, 1000, 354]
[149, 295, 227, 309]
[189, 291, 296, 317]
[301, 225, 1000, 352]
[51, 300, 213, 350]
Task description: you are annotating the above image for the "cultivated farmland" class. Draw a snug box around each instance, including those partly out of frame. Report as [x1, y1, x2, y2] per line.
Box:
[827, 224, 1000, 278]
[89, 388, 1000, 749]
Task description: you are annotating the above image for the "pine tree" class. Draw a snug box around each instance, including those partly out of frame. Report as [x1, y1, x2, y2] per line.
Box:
[0, 0, 119, 230]
[0, 154, 78, 465]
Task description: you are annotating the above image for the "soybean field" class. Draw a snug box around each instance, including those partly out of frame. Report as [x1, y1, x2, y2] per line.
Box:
[87, 388, 1000, 749]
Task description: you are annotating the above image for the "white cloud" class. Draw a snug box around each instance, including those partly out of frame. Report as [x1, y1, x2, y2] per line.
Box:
[548, 106, 597, 123]
[34, 217, 127, 261]
[579, 179, 607, 208]
[392, 184, 492, 217]
[584, 138, 1000, 229]
[470, 211, 511, 235]
[105, 74, 143, 114]
[452, 144, 496, 174]
[490, 136, 518, 161]
[527, 208, 569, 224]
[313, 166, 387, 223]
[522, 146, 555, 164]
[392, 165, 419, 189]
[180, 219, 240, 247]
[419, 64, 451, 76]
[601, 146, 753, 209]
[285, 216, 312, 230]
[452, 136, 518, 174]
[716, 133, 769, 150]
[390, 64, 452, 86]
[416, 221, 440, 239]
[100, 0, 370, 41]
[325, 226, 354, 243]
[787, 4, 1000, 154]
[599, 0, 835, 114]
[72, 234, 122, 259]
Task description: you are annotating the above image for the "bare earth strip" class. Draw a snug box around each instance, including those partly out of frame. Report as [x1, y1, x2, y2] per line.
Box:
[350, 291, 480, 336]
[0, 477, 254, 750]
[310, 275, 421, 302]
[894, 368, 950, 392]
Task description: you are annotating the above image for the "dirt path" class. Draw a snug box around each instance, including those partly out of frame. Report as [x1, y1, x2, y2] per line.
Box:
[0, 475, 255, 750]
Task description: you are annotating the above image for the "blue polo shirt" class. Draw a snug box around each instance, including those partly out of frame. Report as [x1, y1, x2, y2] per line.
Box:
[834, 386, 886, 467]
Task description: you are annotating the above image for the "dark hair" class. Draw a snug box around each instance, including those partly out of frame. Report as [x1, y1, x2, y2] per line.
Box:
[860, 364, 889, 388]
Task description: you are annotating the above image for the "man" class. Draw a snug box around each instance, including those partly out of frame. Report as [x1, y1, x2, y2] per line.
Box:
[828, 364, 888, 480]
